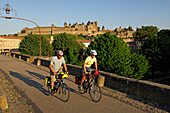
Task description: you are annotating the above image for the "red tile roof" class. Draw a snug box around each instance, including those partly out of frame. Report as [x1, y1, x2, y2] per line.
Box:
[77, 40, 91, 43]
[0, 36, 24, 40]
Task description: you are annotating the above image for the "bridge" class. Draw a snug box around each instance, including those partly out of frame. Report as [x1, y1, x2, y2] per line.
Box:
[0, 54, 169, 113]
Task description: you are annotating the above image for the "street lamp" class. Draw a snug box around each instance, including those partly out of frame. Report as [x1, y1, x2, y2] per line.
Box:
[0, 3, 42, 57]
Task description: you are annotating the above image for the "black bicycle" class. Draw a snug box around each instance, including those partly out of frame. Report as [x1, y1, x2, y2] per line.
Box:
[78, 73, 102, 102]
[47, 72, 70, 102]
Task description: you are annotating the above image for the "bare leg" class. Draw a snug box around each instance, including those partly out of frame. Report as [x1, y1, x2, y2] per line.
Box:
[51, 82, 54, 89]
[81, 74, 86, 86]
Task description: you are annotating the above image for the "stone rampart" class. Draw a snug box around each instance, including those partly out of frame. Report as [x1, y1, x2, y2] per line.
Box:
[2, 52, 170, 108]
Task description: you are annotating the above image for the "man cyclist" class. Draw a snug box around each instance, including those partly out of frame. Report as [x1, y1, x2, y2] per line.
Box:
[49, 50, 68, 96]
[80, 50, 98, 89]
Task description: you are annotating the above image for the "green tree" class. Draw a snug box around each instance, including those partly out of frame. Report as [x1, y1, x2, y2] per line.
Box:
[140, 29, 170, 77]
[86, 32, 149, 79]
[19, 34, 52, 56]
[52, 33, 85, 65]
[133, 26, 159, 43]
[130, 53, 149, 79]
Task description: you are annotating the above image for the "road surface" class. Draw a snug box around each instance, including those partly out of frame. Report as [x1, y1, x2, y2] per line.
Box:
[0, 55, 147, 113]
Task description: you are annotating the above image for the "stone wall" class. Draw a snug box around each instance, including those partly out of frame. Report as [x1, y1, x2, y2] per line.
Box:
[66, 64, 170, 108]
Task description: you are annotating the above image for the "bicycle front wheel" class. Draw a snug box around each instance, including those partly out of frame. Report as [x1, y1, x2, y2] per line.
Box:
[58, 83, 70, 102]
[89, 84, 102, 102]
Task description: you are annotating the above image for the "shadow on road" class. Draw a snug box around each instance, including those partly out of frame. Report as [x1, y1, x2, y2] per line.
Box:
[9, 71, 49, 96]
[25, 70, 45, 80]
[69, 87, 92, 101]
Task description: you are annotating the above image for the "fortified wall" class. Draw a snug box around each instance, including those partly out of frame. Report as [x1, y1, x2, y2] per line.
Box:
[16, 21, 108, 36]
[15, 21, 135, 38]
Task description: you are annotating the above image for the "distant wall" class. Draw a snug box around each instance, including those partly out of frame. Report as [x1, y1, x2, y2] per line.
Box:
[1, 52, 170, 108]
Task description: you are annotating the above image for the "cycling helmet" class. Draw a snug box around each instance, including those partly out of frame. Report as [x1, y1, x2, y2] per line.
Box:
[90, 50, 97, 55]
[57, 50, 64, 56]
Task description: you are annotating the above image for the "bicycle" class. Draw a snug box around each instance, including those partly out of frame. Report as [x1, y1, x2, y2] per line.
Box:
[77, 73, 102, 102]
[46, 72, 70, 102]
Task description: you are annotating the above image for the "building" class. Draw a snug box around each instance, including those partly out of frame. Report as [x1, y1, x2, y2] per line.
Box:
[15, 21, 108, 37]
[77, 40, 91, 47]
[111, 26, 136, 38]
[0, 36, 23, 53]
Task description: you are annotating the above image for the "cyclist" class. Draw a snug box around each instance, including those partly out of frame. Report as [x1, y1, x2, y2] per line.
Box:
[80, 50, 98, 90]
[49, 50, 68, 96]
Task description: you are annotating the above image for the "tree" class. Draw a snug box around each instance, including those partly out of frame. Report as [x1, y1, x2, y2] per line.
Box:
[130, 53, 149, 79]
[52, 33, 85, 65]
[85, 32, 149, 79]
[19, 34, 52, 56]
[133, 26, 159, 43]
[140, 29, 170, 77]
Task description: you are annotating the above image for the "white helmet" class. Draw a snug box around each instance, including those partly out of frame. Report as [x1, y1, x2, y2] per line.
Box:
[57, 50, 64, 56]
[90, 50, 97, 55]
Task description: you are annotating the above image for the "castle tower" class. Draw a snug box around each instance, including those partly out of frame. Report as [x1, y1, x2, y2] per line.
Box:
[69, 23, 71, 28]
[87, 21, 91, 25]
[102, 26, 105, 31]
[95, 21, 98, 25]
[64, 22, 67, 27]
[98, 27, 100, 31]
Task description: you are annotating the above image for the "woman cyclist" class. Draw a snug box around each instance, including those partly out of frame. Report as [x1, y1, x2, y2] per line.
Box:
[80, 50, 98, 90]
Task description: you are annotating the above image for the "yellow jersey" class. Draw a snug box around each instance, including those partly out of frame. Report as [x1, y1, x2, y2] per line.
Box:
[85, 56, 97, 67]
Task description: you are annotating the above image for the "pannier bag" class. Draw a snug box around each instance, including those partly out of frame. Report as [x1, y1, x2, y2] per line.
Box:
[44, 76, 51, 86]
[75, 76, 81, 85]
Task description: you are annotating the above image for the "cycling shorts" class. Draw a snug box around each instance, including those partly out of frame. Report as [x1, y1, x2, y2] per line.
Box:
[82, 66, 91, 74]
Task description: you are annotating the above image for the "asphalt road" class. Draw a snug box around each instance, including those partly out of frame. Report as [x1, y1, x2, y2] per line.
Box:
[0, 55, 147, 113]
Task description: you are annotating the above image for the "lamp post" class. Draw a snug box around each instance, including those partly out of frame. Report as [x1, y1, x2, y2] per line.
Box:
[0, 3, 42, 57]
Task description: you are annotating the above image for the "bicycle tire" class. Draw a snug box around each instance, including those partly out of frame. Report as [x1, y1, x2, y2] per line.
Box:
[89, 84, 102, 102]
[58, 83, 70, 102]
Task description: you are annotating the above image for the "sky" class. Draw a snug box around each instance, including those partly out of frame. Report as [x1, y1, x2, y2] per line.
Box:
[0, 0, 170, 35]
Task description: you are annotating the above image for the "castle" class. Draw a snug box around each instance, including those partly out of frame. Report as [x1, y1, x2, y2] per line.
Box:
[15, 21, 135, 40]
[15, 21, 109, 36]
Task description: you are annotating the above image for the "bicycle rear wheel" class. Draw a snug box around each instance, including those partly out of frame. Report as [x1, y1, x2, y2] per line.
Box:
[89, 84, 102, 102]
[58, 83, 70, 102]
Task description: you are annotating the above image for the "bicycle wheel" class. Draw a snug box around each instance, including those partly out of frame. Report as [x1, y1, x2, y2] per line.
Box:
[89, 84, 102, 102]
[58, 83, 70, 102]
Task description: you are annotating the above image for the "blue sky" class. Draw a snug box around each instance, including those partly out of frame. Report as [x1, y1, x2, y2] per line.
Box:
[0, 0, 170, 35]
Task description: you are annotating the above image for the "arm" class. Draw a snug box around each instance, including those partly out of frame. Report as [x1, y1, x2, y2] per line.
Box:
[95, 62, 97, 70]
[49, 64, 56, 75]
[63, 63, 68, 72]
[83, 62, 88, 74]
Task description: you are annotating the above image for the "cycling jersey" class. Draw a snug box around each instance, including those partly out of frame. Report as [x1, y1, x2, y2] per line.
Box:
[84, 56, 97, 67]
